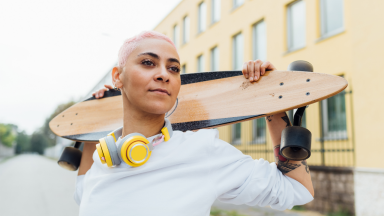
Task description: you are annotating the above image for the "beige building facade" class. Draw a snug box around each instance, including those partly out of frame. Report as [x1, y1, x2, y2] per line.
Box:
[153, 0, 384, 215]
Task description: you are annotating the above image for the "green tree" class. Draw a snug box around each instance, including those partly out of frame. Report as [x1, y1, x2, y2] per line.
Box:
[0, 124, 17, 147]
[30, 132, 50, 155]
[42, 100, 75, 147]
[15, 130, 30, 154]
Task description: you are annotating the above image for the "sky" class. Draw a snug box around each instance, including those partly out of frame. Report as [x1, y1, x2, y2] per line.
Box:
[0, 0, 182, 134]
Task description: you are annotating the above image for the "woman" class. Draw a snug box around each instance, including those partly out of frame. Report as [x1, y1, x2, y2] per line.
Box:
[76, 31, 314, 215]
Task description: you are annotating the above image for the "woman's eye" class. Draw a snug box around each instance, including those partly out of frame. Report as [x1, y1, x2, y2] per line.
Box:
[169, 67, 180, 73]
[142, 60, 154, 66]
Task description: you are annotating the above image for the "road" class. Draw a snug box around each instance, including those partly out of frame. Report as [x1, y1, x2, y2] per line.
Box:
[0, 155, 320, 216]
[0, 155, 79, 216]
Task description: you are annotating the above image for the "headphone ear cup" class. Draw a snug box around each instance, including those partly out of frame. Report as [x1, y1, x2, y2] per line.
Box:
[104, 136, 121, 166]
[118, 133, 151, 167]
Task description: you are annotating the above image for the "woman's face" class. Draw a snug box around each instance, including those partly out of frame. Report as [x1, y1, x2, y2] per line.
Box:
[117, 38, 181, 115]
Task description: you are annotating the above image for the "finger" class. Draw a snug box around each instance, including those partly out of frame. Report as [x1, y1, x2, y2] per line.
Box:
[260, 61, 269, 76]
[254, 59, 262, 81]
[99, 88, 109, 98]
[248, 60, 255, 82]
[104, 84, 113, 89]
[242, 62, 249, 79]
[261, 61, 276, 75]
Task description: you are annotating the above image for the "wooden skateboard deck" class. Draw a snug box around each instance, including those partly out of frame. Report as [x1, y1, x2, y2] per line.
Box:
[49, 70, 347, 142]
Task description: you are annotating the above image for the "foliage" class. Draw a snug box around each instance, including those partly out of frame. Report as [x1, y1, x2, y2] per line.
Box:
[0, 123, 17, 147]
[327, 209, 351, 216]
[15, 130, 31, 154]
[292, 205, 306, 211]
[210, 208, 246, 216]
[41, 100, 75, 147]
[30, 132, 50, 155]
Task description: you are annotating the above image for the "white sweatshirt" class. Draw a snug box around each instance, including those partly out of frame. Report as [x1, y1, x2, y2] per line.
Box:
[74, 129, 313, 216]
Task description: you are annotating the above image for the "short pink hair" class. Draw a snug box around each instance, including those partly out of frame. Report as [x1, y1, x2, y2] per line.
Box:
[118, 31, 177, 68]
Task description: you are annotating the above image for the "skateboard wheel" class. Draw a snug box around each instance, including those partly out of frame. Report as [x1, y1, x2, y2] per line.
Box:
[287, 60, 313, 72]
[58, 147, 82, 171]
[280, 126, 311, 161]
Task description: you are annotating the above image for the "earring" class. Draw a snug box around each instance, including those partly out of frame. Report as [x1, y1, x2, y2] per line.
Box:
[113, 86, 121, 91]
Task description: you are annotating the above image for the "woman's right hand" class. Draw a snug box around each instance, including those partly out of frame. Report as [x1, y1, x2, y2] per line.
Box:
[92, 84, 113, 99]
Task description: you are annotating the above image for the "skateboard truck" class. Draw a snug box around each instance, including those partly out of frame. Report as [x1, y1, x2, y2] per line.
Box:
[58, 142, 82, 171]
[279, 60, 313, 161]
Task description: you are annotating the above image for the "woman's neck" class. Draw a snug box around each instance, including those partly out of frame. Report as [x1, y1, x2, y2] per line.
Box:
[121, 99, 165, 138]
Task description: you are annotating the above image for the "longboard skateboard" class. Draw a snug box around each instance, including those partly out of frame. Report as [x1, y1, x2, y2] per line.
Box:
[50, 70, 348, 142]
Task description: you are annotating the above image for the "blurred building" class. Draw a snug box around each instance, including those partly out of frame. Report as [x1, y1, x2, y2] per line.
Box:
[84, 66, 114, 100]
[152, 0, 384, 215]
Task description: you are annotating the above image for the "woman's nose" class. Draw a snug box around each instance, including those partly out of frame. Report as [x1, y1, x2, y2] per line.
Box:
[155, 66, 170, 82]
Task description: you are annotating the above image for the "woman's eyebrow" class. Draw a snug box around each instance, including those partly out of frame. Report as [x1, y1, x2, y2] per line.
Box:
[137, 52, 159, 59]
[168, 58, 180, 64]
[138, 52, 179, 64]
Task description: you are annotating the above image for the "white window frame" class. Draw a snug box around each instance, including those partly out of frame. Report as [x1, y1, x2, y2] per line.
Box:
[320, 0, 344, 39]
[233, 0, 244, 9]
[210, 46, 219, 71]
[252, 20, 267, 61]
[197, 54, 204, 72]
[231, 123, 242, 145]
[211, 0, 221, 24]
[287, 0, 306, 52]
[232, 33, 244, 70]
[173, 24, 179, 48]
[181, 64, 186, 74]
[198, 2, 207, 34]
[183, 16, 190, 44]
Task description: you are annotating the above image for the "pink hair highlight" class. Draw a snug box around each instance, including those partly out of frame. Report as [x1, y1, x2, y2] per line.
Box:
[118, 31, 177, 68]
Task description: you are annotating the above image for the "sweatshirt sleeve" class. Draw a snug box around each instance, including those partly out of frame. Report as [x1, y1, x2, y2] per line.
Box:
[73, 175, 85, 205]
[210, 133, 313, 210]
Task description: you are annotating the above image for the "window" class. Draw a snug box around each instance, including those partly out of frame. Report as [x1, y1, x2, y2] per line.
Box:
[287, 0, 306, 51]
[320, 0, 344, 37]
[232, 33, 244, 70]
[233, 0, 244, 9]
[210, 46, 219, 71]
[211, 0, 220, 24]
[181, 64, 186, 74]
[197, 55, 204, 72]
[252, 20, 267, 61]
[183, 16, 190, 44]
[173, 24, 179, 48]
[232, 123, 241, 144]
[321, 92, 347, 139]
[252, 118, 266, 144]
[198, 2, 207, 33]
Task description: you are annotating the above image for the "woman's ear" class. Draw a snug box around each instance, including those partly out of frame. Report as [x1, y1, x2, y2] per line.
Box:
[112, 67, 123, 88]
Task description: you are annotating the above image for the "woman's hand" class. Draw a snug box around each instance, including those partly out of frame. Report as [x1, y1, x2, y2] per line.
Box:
[92, 84, 113, 99]
[242, 59, 276, 82]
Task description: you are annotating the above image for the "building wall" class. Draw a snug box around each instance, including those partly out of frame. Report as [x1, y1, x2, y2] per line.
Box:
[307, 166, 355, 215]
[153, 0, 384, 214]
[154, 0, 361, 167]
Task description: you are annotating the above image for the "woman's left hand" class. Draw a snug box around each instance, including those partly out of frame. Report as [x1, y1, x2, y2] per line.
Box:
[242, 59, 276, 83]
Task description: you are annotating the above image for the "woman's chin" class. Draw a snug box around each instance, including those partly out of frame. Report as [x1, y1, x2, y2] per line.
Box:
[142, 102, 173, 115]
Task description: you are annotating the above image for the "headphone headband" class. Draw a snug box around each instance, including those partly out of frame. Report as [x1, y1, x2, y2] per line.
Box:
[108, 118, 173, 142]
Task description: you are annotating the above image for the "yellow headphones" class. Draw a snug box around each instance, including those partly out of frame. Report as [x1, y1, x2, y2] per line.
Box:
[96, 118, 173, 167]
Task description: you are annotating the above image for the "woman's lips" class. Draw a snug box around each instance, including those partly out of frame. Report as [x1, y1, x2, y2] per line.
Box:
[149, 88, 170, 96]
